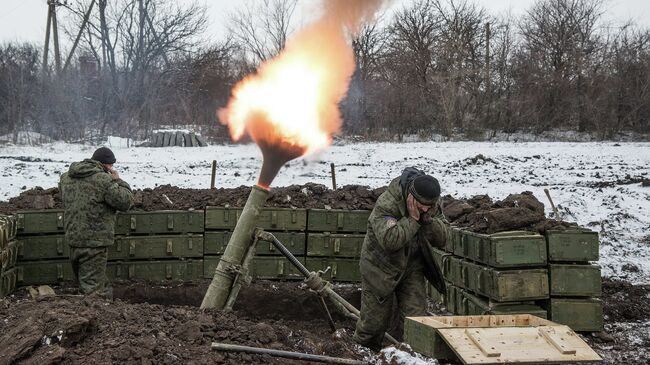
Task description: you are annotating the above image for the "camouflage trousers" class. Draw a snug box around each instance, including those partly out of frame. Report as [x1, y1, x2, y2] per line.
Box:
[69, 246, 111, 297]
[353, 268, 427, 350]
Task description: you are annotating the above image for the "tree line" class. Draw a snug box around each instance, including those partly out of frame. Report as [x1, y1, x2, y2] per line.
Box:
[0, 0, 649, 142]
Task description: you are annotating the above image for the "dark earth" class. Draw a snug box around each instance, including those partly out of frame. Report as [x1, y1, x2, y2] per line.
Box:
[0, 184, 576, 234]
[1, 279, 649, 365]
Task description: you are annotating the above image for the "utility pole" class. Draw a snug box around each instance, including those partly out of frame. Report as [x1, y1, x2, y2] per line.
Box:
[485, 22, 491, 95]
[42, 0, 63, 76]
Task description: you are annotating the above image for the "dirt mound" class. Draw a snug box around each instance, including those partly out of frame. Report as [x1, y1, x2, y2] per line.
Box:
[0, 281, 365, 365]
[601, 278, 650, 322]
[0, 184, 579, 234]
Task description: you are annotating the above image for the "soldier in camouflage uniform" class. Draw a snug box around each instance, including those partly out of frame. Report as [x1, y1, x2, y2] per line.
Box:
[354, 167, 449, 350]
[59, 147, 133, 296]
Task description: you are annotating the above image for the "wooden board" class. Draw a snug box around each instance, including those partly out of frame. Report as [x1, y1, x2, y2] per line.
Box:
[438, 325, 601, 364]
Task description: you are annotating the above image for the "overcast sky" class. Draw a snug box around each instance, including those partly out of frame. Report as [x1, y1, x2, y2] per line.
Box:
[1, 0, 648, 46]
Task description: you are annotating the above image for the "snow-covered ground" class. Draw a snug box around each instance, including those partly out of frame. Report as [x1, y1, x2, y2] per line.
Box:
[1, 141, 649, 283]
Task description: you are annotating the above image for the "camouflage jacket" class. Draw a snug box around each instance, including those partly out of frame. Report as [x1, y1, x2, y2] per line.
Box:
[359, 176, 448, 300]
[59, 159, 133, 247]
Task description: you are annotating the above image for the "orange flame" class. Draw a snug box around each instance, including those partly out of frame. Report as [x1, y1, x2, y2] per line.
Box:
[218, 0, 386, 156]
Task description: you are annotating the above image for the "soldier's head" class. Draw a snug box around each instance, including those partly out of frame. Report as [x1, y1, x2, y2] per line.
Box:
[91, 147, 116, 169]
[408, 175, 440, 213]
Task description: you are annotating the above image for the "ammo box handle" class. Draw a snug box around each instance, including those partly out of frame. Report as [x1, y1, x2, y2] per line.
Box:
[16, 214, 24, 231]
[56, 237, 64, 255]
[332, 262, 338, 278]
[188, 236, 193, 250]
[461, 265, 468, 286]
[334, 238, 341, 254]
[291, 210, 297, 223]
[167, 214, 174, 230]
[477, 269, 486, 292]
[337, 213, 344, 230]
[129, 241, 136, 256]
[271, 211, 278, 228]
[166, 264, 172, 279]
[16, 267, 24, 283]
[269, 241, 275, 252]
[166, 239, 173, 255]
[130, 216, 137, 230]
[277, 261, 285, 276]
[57, 212, 64, 228]
[128, 265, 135, 279]
[56, 264, 64, 280]
[17, 241, 24, 258]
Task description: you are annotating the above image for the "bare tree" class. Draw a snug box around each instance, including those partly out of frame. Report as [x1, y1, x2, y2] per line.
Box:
[228, 0, 298, 64]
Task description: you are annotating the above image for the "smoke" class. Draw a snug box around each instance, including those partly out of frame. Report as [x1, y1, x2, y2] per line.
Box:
[218, 0, 390, 188]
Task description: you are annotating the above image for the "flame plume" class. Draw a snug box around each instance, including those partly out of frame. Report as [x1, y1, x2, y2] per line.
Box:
[218, 0, 388, 188]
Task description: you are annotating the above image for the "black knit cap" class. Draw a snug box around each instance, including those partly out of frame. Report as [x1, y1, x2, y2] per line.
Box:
[408, 175, 440, 206]
[91, 147, 116, 164]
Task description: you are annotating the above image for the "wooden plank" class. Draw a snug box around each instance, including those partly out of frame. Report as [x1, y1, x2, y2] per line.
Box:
[465, 329, 501, 357]
[437, 325, 601, 364]
[538, 327, 576, 355]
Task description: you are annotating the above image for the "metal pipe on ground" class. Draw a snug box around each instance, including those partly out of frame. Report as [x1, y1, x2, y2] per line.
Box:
[200, 185, 269, 309]
[211, 342, 369, 365]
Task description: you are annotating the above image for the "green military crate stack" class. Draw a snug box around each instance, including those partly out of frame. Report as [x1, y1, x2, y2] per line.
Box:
[1, 215, 19, 297]
[541, 229, 603, 332]
[204, 206, 308, 280]
[15, 210, 205, 285]
[430, 227, 549, 318]
[110, 210, 205, 282]
[304, 209, 369, 282]
[13, 210, 70, 286]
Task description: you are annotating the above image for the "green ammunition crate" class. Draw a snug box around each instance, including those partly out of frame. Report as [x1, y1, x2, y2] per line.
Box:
[16, 235, 69, 260]
[461, 290, 547, 318]
[460, 230, 547, 268]
[404, 316, 456, 360]
[16, 260, 75, 285]
[109, 260, 203, 281]
[544, 297, 603, 332]
[203, 256, 305, 280]
[446, 256, 467, 288]
[549, 264, 601, 297]
[546, 229, 599, 262]
[204, 231, 305, 256]
[305, 257, 360, 282]
[115, 211, 204, 235]
[306, 233, 364, 258]
[307, 209, 369, 233]
[429, 247, 451, 276]
[455, 285, 467, 315]
[428, 283, 444, 304]
[110, 234, 204, 260]
[1, 268, 17, 297]
[445, 226, 459, 253]
[16, 210, 65, 235]
[1, 241, 18, 272]
[1, 215, 18, 248]
[205, 207, 307, 231]
[449, 258, 549, 301]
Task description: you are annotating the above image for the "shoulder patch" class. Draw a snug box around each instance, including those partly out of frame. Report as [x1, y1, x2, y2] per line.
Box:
[384, 216, 397, 228]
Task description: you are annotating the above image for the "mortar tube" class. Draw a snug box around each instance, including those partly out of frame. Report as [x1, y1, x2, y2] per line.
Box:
[200, 185, 269, 309]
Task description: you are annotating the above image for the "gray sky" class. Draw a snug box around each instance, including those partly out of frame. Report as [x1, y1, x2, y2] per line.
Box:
[1, 0, 648, 46]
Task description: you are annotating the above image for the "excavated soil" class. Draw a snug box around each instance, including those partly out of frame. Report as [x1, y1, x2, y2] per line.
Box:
[1, 279, 649, 365]
[0, 184, 576, 234]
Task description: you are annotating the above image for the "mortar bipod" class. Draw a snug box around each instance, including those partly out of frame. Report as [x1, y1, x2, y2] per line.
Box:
[254, 229, 399, 346]
[223, 235, 259, 311]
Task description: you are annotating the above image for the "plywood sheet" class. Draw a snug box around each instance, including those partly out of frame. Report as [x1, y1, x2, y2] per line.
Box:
[437, 325, 601, 364]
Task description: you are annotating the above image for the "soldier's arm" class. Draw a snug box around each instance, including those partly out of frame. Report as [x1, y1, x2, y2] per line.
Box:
[104, 179, 134, 211]
[370, 206, 421, 252]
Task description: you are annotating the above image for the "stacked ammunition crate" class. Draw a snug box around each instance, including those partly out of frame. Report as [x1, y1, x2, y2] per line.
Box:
[1, 215, 18, 297]
[204, 207, 307, 280]
[431, 228, 550, 318]
[429, 227, 603, 332]
[109, 210, 205, 281]
[14, 210, 71, 285]
[304, 209, 369, 282]
[15, 210, 205, 284]
[542, 229, 603, 332]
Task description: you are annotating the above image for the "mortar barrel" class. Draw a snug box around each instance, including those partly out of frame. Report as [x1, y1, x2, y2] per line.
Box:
[201, 185, 269, 309]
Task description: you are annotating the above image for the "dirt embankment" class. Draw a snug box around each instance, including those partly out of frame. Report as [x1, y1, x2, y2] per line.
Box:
[0, 184, 576, 234]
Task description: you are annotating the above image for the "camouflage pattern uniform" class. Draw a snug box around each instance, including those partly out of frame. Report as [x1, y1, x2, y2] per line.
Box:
[353, 175, 448, 350]
[59, 159, 133, 296]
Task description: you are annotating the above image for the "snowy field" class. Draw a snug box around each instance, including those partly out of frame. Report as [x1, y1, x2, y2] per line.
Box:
[1, 140, 649, 283]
